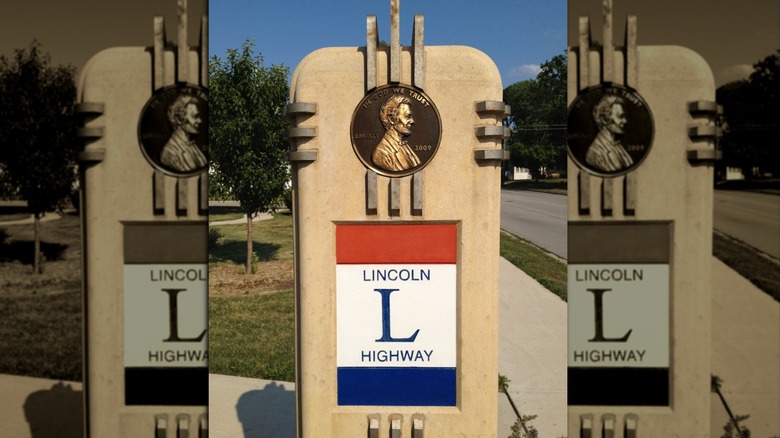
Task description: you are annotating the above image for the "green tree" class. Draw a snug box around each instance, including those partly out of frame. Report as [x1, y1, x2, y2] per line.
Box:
[0, 42, 79, 274]
[507, 142, 557, 181]
[208, 169, 231, 200]
[503, 53, 567, 179]
[717, 50, 780, 179]
[209, 40, 290, 274]
[716, 80, 763, 179]
[536, 53, 567, 140]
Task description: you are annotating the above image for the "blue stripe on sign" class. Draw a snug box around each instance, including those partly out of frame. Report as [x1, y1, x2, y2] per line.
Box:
[338, 367, 456, 406]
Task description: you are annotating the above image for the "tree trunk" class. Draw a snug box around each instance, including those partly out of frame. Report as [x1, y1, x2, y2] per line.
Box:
[33, 212, 41, 274]
[246, 213, 253, 274]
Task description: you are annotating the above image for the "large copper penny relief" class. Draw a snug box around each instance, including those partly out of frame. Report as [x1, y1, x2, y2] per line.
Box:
[138, 84, 208, 177]
[350, 84, 442, 177]
[568, 84, 654, 177]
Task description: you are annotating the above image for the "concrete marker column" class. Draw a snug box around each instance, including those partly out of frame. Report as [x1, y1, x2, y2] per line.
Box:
[77, 2, 208, 436]
[287, 2, 505, 435]
[567, 1, 718, 435]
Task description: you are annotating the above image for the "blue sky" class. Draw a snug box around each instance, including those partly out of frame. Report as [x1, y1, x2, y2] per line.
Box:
[1, 0, 774, 89]
[210, 0, 566, 87]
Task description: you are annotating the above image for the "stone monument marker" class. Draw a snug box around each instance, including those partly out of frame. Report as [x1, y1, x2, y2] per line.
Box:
[286, 0, 509, 435]
[76, 1, 208, 436]
[567, 1, 721, 436]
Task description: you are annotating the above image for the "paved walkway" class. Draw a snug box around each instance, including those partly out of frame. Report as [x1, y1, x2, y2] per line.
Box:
[709, 257, 779, 437]
[0, 212, 64, 226]
[497, 257, 567, 436]
[209, 376, 296, 438]
[0, 375, 83, 438]
[207, 201, 278, 226]
[209, 212, 273, 226]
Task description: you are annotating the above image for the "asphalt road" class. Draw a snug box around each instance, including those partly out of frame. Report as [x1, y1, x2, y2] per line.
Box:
[713, 190, 780, 259]
[500, 189, 567, 259]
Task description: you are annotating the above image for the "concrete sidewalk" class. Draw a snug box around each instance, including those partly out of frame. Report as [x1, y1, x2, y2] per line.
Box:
[0, 211, 65, 226]
[209, 256, 568, 437]
[209, 212, 273, 226]
[709, 257, 779, 438]
[209, 375, 296, 438]
[207, 201, 282, 226]
[0, 375, 83, 438]
[497, 257, 567, 436]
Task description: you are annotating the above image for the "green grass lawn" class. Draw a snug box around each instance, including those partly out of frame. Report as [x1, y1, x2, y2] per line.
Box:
[503, 178, 566, 195]
[209, 212, 294, 264]
[209, 291, 295, 381]
[715, 178, 780, 196]
[208, 205, 245, 223]
[500, 231, 567, 301]
[713, 231, 780, 302]
[0, 290, 82, 380]
[0, 213, 82, 381]
[208, 212, 296, 379]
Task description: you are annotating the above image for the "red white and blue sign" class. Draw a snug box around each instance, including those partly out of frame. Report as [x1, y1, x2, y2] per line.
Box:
[336, 223, 457, 406]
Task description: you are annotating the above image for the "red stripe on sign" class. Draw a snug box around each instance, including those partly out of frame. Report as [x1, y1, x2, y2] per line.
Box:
[337, 224, 457, 264]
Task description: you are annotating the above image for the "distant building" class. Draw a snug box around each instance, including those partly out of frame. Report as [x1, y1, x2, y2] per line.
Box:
[725, 167, 745, 181]
[505, 166, 532, 181]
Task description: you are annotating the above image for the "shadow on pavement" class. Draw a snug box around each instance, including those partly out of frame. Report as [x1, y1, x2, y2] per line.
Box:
[236, 381, 296, 438]
[23, 381, 83, 438]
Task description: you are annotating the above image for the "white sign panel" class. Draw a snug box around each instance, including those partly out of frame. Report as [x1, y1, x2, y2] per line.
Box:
[337, 264, 456, 367]
[568, 264, 669, 368]
[124, 264, 208, 367]
[335, 222, 458, 406]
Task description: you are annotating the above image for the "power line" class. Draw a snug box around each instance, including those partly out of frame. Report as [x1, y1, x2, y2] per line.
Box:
[515, 124, 567, 131]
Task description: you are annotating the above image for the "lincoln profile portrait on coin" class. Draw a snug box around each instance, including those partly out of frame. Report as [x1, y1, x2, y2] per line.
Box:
[372, 95, 421, 172]
[160, 94, 207, 173]
[586, 94, 634, 172]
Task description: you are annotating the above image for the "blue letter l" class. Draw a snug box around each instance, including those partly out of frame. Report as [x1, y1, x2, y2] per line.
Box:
[373, 288, 420, 342]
